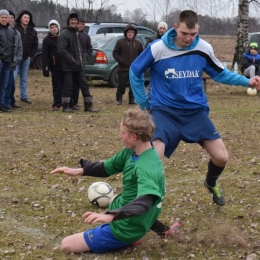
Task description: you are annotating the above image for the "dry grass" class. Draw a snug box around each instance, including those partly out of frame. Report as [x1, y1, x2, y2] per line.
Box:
[0, 36, 260, 260]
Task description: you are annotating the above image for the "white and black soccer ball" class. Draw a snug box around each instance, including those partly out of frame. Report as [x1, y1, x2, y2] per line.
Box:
[87, 182, 114, 208]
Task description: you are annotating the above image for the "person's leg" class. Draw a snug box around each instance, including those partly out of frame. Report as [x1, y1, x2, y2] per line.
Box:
[202, 138, 228, 206]
[0, 63, 12, 111]
[51, 70, 63, 109]
[12, 64, 21, 108]
[151, 219, 180, 238]
[60, 232, 91, 253]
[62, 71, 74, 112]
[152, 139, 166, 160]
[243, 65, 256, 78]
[19, 59, 31, 101]
[76, 71, 98, 112]
[4, 69, 13, 108]
[116, 70, 128, 105]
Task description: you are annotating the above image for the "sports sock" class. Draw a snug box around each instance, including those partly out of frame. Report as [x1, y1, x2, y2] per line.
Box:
[150, 219, 169, 237]
[206, 159, 225, 187]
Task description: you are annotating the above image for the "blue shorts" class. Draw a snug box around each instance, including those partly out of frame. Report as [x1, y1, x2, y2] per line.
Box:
[151, 106, 221, 158]
[83, 224, 130, 253]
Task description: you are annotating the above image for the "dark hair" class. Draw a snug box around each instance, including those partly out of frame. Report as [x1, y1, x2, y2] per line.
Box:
[177, 10, 198, 28]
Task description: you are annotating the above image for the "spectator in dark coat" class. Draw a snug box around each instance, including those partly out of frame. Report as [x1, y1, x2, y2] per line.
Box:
[14, 10, 38, 104]
[0, 9, 15, 113]
[42, 19, 63, 111]
[112, 24, 143, 105]
[70, 17, 93, 110]
[57, 13, 98, 113]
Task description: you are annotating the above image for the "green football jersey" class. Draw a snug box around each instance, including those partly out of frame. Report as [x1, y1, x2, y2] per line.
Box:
[104, 147, 165, 244]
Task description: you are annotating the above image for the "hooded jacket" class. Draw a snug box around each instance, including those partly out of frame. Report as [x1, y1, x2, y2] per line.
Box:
[42, 20, 62, 76]
[15, 10, 38, 60]
[130, 28, 250, 111]
[112, 24, 143, 71]
[57, 25, 87, 72]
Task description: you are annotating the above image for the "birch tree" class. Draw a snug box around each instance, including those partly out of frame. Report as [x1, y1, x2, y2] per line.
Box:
[233, 0, 260, 67]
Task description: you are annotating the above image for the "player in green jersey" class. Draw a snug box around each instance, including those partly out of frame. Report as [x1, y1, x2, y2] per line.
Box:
[51, 108, 180, 253]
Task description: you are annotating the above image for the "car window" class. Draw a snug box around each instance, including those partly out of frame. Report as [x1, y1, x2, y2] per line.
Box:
[137, 28, 154, 36]
[84, 26, 89, 33]
[91, 35, 115, 48]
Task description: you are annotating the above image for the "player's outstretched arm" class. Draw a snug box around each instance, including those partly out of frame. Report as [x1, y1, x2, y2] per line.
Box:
[83, 211, 115, 224]
[249, 76, 260, 90]
[50, 166, 83, 176]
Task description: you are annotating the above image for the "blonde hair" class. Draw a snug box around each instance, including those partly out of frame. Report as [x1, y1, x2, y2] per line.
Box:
[121, 109, 155, 142]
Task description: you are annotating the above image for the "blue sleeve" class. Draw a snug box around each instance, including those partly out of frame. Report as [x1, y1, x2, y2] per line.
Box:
[130, 47, 155, 110]
[212, 68, 250, 87]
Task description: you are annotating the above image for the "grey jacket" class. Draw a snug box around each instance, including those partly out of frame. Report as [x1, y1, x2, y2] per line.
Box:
[10, 27, 23, 71]
[0, 24, 15, 63]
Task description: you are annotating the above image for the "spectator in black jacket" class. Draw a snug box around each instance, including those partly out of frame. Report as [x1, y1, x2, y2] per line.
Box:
[42, 20, 63, 111]
[14, 10, 38, 104]
[70, 17, 93, 110]
[0, 9, 15, 113]
[57, 13, 98, 113]
[145, 22, 168, 48]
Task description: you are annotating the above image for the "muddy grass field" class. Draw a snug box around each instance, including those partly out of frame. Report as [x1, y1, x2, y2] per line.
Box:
[0, 36, 259, 260]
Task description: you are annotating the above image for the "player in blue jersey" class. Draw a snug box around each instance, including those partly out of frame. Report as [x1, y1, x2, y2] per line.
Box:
[130, 10, 260, 207]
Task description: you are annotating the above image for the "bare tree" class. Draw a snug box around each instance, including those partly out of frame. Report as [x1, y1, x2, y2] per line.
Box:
[233, 0, 260, 67]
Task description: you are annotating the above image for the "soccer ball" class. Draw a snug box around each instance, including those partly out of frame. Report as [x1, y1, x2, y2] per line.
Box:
[87, 182, 114, 208]
[247, 88, 257, 96]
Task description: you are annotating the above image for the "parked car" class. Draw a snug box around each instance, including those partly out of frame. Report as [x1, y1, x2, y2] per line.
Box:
[84, 33, 150, 88]
[84, 22, 156, 36]
[32, 27, 49, 69]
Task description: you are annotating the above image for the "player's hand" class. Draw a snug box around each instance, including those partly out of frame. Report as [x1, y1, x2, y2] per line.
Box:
[50, 166, 83, 176]
[249, 76, 260, 90]
[83, 211, 115, 224]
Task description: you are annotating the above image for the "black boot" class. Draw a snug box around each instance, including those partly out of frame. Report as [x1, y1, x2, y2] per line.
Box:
[84, 96, 99, 112]
[62, 97, 74, 113]
[128, 94, 136, 105]
[116, 93, 122, 105]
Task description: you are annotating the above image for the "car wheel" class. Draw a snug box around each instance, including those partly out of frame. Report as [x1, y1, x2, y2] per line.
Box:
[108, 67, 118, 88]
[33, 54, 42, 70]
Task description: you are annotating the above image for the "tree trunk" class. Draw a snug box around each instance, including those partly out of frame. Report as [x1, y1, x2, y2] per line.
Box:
[232, 0, 249, 69]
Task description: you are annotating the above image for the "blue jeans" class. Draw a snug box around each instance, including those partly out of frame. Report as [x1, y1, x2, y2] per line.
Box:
[4, 70, 15, 106]
[0, 61, 11, 106]
[13, 59, 30, 100]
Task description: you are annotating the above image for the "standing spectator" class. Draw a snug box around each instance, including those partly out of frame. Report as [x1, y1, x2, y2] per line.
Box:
[130, 10, 260, 207]
[241, 42, 260, 78]
[70, 17, 93, 110]
[57, 13, 98, 113]
[146, 21, 168, 47]
[4, 10, 22, 110]
[42, 20, 63, 111]
[113, 24, 143, 105]
[0, 9, 15, 113]
[14, 10, 38, 104]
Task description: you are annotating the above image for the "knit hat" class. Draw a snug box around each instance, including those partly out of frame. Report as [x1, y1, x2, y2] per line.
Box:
[78, 17, 86, 23]
[0, 9, 9, 17]
[158, 21, 168, 30]
[48, 19, 61, 35]
[67, 13, 78, 25]
[8, 10, 15, 19]
[250, 42, 258, 49]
